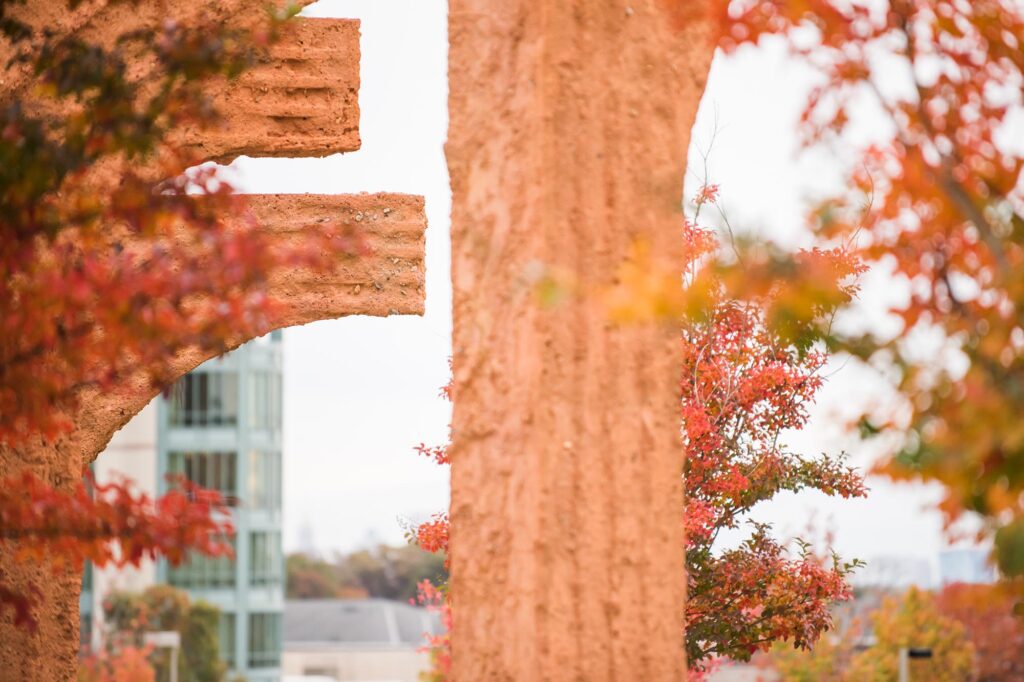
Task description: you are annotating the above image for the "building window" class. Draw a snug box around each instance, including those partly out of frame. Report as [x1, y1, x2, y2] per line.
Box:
[250, 371, 282, 430]
[218, 612, 236, 669]
[82, 560, 93, 593]
[168, 451, 238, 504]
[248, 612, 281, 669]
[249, 531, 281, 587]
[168, 372, 239, 427]
[247, 450, 281, 510]
[168, 538, 236, 589]
[80, 610, 92, 648]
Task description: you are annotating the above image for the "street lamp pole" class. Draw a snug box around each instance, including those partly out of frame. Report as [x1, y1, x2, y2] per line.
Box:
[143, 630, 182, 682]
[898, 646, 934, 682]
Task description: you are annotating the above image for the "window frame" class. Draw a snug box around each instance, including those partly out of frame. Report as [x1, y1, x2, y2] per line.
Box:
[247, 612, 282, 669]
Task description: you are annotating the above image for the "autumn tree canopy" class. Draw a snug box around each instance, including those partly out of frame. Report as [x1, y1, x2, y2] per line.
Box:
[0, 473, 230, 629]
[718, 0, 1024, 579]
[0, 0, 353, 444]
[847, 587, 974, 680]
[678, 209, 866, 670]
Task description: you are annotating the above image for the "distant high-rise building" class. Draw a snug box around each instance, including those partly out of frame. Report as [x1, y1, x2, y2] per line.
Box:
[852, 555, 935, 590]
[298, 517, 318, 558]
[938, 548, 996, 586]
[81, 333, 284, 681]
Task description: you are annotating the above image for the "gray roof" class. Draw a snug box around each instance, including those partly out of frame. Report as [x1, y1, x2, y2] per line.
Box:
[284, 599, 443, 649]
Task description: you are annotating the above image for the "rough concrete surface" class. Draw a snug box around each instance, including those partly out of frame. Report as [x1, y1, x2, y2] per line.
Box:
[447, 0, 714, 679]
[180, 19, 363, 163]
[1, 1, 319, 107]
[1, 5, 359, 163]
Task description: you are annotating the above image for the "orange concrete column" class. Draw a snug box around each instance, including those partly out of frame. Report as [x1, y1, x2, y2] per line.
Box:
[447, 2, 713, 679]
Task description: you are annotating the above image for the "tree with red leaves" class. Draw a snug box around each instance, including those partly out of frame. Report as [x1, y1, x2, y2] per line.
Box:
[411, 189, 866, 675]
[0, 1, 353, 632]
[679, 197, 866, 672]
[717, 0, 1024, 582]
[0, 473, 231, 630]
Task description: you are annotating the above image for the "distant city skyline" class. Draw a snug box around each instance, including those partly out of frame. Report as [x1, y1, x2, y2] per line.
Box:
[842, 548, 996, 593]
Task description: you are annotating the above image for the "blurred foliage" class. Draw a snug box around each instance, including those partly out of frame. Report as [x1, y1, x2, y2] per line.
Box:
[78, 645, 155, 682]
[936, 582, 1024, 681]
[103, 585, 226, 682]
[286, 544, 448, 604]
[718, 0, 1024, 584]
[771, 587, 974, 681]
[0, 0, 305, 444]
[847, 587, 974, 680]
[0, 472, 231, 629]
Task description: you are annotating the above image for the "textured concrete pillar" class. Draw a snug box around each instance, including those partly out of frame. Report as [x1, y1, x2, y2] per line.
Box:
[447, 1, 713, 679]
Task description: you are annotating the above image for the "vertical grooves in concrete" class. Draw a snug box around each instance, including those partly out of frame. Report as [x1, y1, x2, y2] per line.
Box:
[448, 1, 713, 679]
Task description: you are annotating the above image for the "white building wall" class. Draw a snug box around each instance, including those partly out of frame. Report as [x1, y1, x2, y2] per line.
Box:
[86, 400, 159, 645]
[938, 548, 997, 585]
[282, 647, 430, 682]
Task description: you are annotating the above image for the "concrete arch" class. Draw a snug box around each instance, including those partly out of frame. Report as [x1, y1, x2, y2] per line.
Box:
[0, 5, 427, 677]
[0, 191, 427, 679]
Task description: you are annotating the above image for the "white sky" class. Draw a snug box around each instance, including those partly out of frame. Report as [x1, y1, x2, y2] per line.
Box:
[227, 0, 975, 581]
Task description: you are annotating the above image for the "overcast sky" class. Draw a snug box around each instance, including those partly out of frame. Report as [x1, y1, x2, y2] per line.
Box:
[227, 0, 974, 580]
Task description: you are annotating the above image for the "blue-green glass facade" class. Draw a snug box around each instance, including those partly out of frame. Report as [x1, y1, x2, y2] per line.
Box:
[156, 333, 284, 681]
[80, 560, 93, 650]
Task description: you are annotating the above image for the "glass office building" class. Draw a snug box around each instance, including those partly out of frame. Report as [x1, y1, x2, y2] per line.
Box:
[156, 333, 284, 680]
